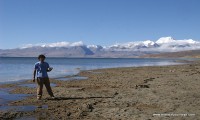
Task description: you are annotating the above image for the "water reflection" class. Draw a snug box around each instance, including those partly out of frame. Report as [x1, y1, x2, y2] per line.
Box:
[0, 88, 30, 105]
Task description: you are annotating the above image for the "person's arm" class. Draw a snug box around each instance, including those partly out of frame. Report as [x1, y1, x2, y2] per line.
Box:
[33, 63, 37, 82]
[33, 69, 36, 82]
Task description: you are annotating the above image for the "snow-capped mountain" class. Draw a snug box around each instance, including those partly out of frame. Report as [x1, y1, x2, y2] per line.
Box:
[87, 45, 104, 53]
[155, 37, 200, 52]
[108, 37, 200, 52]
[156, 37, 197, 44]
[0, 37, 200, 57]
[109, 40, 159, 51]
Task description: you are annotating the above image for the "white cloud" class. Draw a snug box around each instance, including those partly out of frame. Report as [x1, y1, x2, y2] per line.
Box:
[22, 41, 84, 48]
[69, 41, 84, 47]
[42, 42, 70, 47]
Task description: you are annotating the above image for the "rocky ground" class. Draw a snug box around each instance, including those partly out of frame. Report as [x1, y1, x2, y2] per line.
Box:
[0, 62, 200, 120]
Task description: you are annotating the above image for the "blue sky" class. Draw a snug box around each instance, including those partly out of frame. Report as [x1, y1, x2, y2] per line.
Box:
[0, 0, 200, 49]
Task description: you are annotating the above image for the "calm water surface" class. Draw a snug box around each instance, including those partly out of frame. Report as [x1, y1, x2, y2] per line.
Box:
[0, 57, 181, 83]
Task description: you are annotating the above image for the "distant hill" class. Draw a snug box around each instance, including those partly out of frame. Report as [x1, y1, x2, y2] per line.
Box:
[0, 46, 154, 58]
[0, 46, 94, 57]
[141, 50, 200, 58]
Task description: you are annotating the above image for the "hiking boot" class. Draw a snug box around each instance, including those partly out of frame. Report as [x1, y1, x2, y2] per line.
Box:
[37, 95, 42, 100]
[50, 96, 55, 99]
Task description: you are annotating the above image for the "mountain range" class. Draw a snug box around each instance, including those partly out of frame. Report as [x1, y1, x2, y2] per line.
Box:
[1, 37, 200, 58]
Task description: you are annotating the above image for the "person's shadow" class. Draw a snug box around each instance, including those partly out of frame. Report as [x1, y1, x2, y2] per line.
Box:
[46, 96, 114, 101]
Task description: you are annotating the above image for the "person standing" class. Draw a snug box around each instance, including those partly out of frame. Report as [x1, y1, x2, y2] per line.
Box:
[33, 54, 55, 100]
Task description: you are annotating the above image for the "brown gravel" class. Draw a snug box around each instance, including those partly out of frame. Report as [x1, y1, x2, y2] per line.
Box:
[1, 62, 200, 120]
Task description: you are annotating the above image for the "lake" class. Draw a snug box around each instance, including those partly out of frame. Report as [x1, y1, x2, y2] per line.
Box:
[0, 57, 181, 83]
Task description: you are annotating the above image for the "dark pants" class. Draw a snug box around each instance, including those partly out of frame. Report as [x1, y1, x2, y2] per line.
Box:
[36, 77, 54, 97]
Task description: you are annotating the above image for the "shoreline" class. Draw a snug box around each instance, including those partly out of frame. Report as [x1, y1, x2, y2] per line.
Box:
[0, 57, 194, 85]
[0, 60, 200, 119]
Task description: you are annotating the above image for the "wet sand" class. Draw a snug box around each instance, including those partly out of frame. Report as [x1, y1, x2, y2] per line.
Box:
[0, 61, 200, 120]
